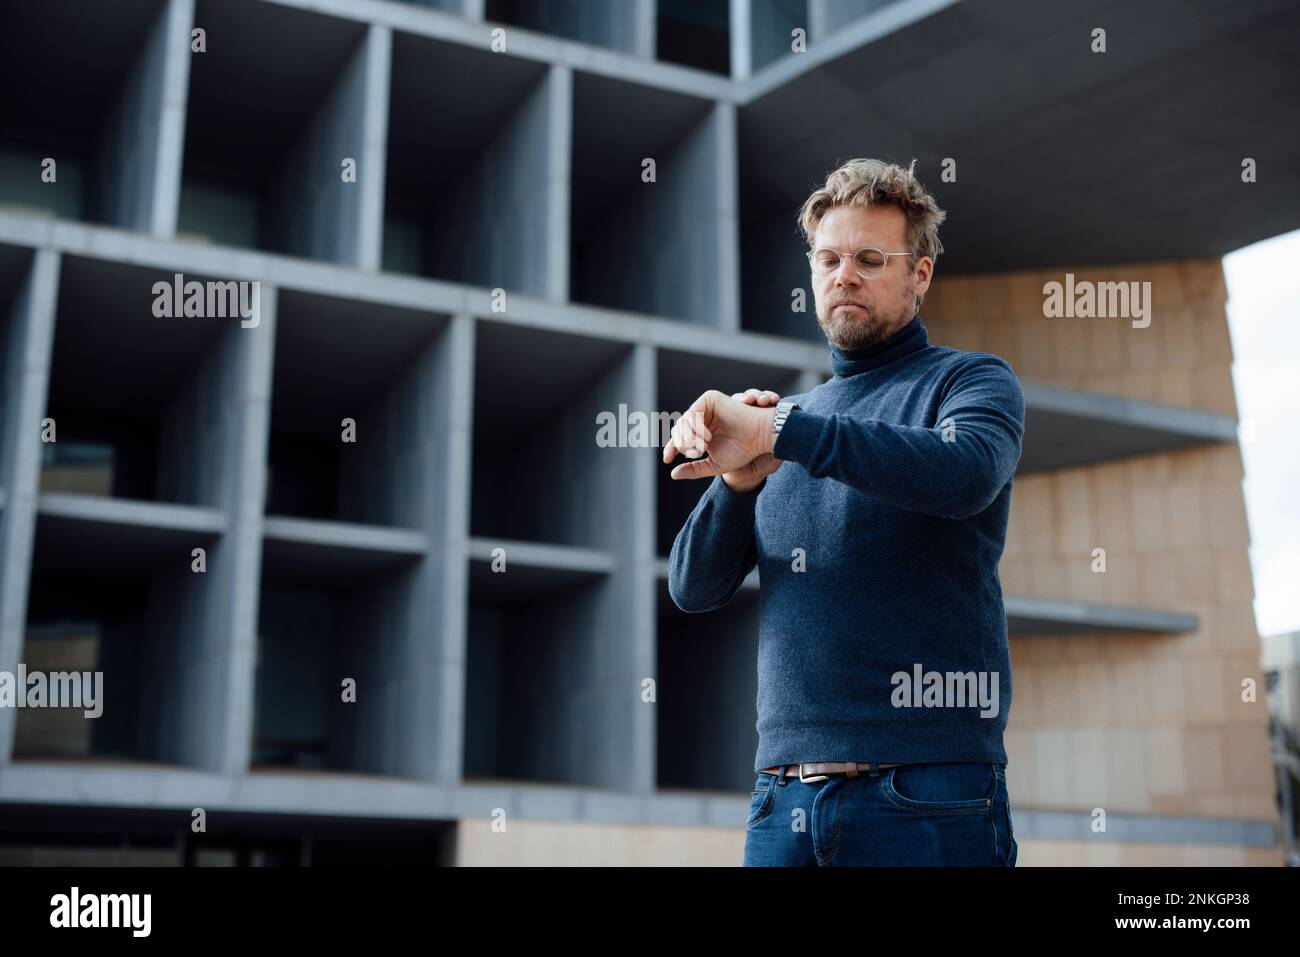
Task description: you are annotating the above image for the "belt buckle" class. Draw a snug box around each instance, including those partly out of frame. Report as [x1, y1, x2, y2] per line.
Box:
[798, 764, 830, 783]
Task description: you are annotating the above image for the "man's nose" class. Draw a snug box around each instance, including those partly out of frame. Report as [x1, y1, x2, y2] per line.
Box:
[833, 257, 862, 286]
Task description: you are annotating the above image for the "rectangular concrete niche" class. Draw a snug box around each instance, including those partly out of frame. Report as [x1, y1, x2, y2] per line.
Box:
[656, 0, 730, 74]
[656, 348, 801, 557]
[0, 244, 38, 491]
[0, 0, 168, 229]
[17, 509, 224, 767]
[383, 33, 554, 293]
[42, 257, 240, 507]
[737, 173, 823, 342]
[184, 816, 456, 866]
[751, 0, 808, 71]
[464, 557, 627, 788]
[470, 320, 634, 548]
[0, 805, 191, 866]
[656, 583, 759, 793]
[570, 72, 723, 324]
[484, 0, 648, 54]
[182, 814, 455, 865]
[252, 546, 429, 776]
[266, 291, 449, 527]
[0, 805, 457, 866]
[177, 0, 371, 262]
[809, 0, 897, 40]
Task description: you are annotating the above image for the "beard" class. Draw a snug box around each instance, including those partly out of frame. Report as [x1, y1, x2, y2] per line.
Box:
[817, 283, 915, 351]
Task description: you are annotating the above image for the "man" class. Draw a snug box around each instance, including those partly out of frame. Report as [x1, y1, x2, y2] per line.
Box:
[663, 158, 1023, 867]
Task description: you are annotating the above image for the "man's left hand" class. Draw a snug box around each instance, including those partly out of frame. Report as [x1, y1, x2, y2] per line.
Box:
[662, 389, 780, 480]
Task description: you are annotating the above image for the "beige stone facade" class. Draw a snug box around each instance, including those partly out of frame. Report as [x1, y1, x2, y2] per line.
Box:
[453, 820, 1283, 867]
[925, 260, 1278, 863]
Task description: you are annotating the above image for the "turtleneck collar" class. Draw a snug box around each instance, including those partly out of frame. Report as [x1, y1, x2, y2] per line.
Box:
[828, 313, 929, 378]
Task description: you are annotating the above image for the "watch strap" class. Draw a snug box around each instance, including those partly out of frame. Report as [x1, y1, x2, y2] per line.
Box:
[772, 399, 800, 437]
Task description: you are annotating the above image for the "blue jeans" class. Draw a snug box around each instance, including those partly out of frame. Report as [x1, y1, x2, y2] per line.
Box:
[742, 762, 1018, 866]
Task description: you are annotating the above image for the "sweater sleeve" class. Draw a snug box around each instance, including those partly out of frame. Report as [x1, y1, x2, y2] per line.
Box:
[667, 473, 762, 613]
[772, 355, 1025, 519]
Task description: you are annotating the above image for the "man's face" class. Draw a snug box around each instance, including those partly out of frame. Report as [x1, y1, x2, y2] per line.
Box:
[811, 204, 932, 350]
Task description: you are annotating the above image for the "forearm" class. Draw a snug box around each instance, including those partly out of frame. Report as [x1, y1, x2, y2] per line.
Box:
[667, 474, 762, 612]
[770, 360, 1025, 519]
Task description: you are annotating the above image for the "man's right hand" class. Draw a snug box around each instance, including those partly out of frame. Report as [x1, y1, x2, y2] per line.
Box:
[721, 389, 784, 494]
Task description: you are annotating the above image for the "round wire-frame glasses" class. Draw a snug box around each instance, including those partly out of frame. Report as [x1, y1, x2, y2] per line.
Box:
[807, 245, 916, 280]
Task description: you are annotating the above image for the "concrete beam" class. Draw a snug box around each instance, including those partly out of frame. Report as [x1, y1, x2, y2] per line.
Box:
[0, 762, 1277, 848]
[1005, 596, 1200, 636]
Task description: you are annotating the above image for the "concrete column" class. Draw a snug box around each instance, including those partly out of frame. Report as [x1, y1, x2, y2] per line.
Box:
[0, 250, 59, 765]
[544, 65, 572, 302]
[92, 0, 195, 236]
[808, 0, 827, 41]
[264, 25, 390, 267]
[430, 315, 475, 783]
[357, 26, 393, 271]
[142, 284, 277, 771]
[730, 0, 752, 79]
[632, 0, 656, 58]
[626, 343, 658, 794]
[115, 279, 274, 768]
[714, 101, 741, 333]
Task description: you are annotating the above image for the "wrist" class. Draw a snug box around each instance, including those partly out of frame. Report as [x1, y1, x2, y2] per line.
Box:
[768, 400, 799, 457]
[760, 407, 777, 455]
[721, 471, 764, 495]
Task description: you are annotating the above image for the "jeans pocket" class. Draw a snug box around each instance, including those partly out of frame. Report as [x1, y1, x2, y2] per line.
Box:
[746, 772, 778, 827]
[881, 762, 996, 813]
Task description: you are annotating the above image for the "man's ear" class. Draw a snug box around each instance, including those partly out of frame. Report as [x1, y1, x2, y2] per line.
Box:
[914, 257, 933, 299]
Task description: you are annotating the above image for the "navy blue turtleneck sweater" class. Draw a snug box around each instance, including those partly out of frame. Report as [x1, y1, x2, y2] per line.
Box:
[667, 314, 1025, 770]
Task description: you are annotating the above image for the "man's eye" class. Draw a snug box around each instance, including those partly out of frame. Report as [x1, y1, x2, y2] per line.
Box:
[857, 253, 885, 268]
[815, 256, 840, 269]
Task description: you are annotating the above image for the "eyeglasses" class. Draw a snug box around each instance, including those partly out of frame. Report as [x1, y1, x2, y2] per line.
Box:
[807, 245, 916, 279]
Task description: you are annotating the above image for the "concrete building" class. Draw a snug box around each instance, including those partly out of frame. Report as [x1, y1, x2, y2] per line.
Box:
[0, 0, 1294, 865]
[1263, 629, 1300, 865]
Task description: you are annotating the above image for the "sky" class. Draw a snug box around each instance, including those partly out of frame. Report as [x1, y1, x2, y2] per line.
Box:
[1222, 228, 1300, 641]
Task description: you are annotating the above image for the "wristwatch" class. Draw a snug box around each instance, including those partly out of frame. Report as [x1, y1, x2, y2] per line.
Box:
[772, 400, 800, 442]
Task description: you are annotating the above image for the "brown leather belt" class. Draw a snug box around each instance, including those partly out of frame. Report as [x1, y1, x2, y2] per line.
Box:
[761, 762, 903, 783]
